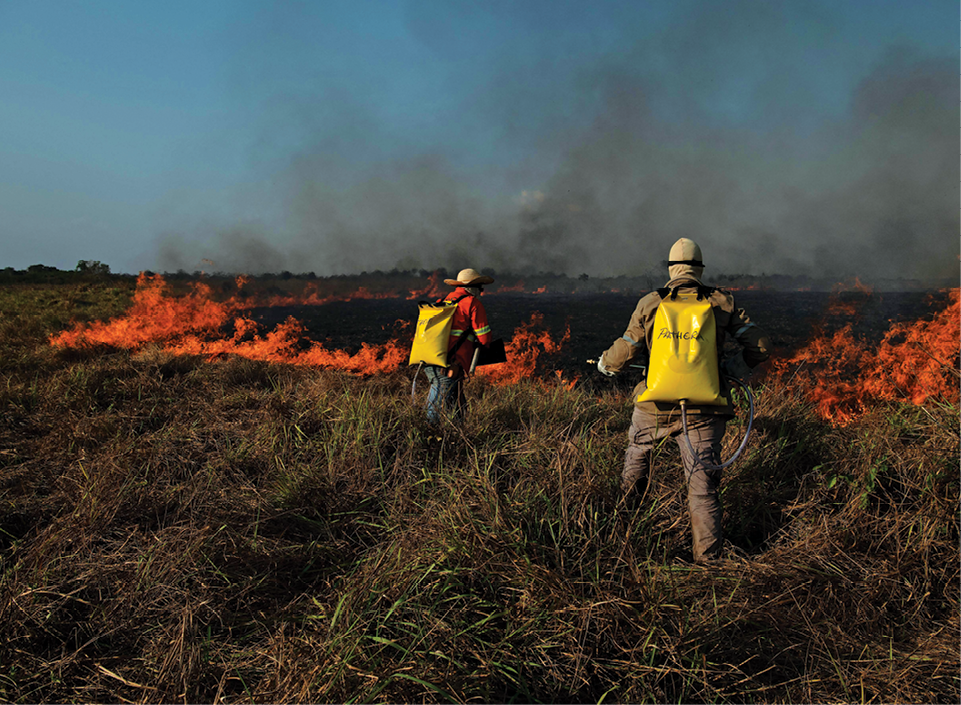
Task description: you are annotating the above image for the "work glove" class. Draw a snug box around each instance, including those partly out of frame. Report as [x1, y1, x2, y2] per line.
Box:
[597, 356, 615, 377]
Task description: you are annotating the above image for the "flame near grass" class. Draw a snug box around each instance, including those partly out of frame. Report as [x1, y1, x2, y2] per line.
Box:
[772, 288, 959, 424]
[48, 273, 960, 420]
[49, 273, 573, 382]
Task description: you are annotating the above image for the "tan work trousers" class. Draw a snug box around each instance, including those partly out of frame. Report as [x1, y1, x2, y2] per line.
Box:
[622, 406, 727, 562]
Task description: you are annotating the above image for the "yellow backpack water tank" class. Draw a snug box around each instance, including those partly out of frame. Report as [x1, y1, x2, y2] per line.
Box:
[409, 298, 462, 367]
[636, 288, 727, 406]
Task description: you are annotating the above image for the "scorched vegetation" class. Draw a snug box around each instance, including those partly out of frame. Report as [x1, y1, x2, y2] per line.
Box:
[0, 280, 958, 703]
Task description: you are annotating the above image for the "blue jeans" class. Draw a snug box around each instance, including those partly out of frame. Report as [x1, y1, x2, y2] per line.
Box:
[424, 365, 463, 424]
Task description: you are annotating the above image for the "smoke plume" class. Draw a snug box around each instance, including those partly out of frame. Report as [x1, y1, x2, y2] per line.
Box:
[156, 2, 959, 283]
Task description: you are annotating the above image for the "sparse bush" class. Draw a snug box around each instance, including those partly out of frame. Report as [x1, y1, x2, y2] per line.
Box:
[76, 260, 111, 276]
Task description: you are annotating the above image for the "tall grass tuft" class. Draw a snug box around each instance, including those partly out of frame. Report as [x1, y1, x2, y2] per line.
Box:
[1, 284, 957, 703]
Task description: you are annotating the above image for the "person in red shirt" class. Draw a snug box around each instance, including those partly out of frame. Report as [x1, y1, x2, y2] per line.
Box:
[425, 268, 494, 423]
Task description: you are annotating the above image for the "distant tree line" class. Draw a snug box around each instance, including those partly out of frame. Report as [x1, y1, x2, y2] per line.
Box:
[0, 262, 946, 292]
[0, 261, 123, 284]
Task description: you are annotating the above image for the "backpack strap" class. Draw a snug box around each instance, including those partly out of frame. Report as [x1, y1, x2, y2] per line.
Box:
[438, 293, 474, 363]
[438, 293, 470, 305]
[656, 285, 716, 301]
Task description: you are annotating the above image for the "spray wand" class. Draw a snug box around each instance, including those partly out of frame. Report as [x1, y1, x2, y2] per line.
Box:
[585, 358, 647, 373]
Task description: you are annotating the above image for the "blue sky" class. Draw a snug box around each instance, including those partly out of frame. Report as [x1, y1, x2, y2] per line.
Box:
[0, 0, 957, 280]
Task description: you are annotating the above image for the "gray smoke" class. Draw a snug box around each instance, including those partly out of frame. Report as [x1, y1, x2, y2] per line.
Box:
[156, 2, 958, 282]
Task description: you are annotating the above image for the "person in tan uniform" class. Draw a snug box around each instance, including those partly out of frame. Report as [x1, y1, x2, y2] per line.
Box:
[598, 238, 771, 563]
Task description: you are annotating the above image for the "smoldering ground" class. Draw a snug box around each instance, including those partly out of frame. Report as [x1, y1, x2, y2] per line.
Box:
[156, 2, 959, 283]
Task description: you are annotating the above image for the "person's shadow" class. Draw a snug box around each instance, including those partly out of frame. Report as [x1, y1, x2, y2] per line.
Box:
[721, 410, 830, 556]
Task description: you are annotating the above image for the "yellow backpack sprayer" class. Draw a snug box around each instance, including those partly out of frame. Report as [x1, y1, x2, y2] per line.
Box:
[644, 286, 754, 469]
[408, 293, 508, 402]
[637, 286, 726, 405]
[408, 294, 472, 399]
[409, 295, 470, 368]
[597, 285, 755, 470]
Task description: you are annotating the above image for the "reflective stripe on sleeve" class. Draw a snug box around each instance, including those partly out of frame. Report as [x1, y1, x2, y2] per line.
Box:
[621, 334, 643, 347]
[734, 323, 756, 338]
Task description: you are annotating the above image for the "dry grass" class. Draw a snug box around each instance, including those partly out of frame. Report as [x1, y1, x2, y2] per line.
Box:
[0, 284, 958, 703]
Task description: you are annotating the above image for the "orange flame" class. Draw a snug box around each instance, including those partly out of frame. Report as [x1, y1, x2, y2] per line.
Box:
[490, 280, 525, 294]
[479, 312, 571, 384]
[554, 369, 580, 390]
[216, 274, 406, 308]
[169, 317, 407, 375]
[263, 283, 397, 307]
[50, 273, 585, 384]
[50, 273, 406, 376]
[773, 288, 960, 424]
[49, 273, 235, 349]
[824, 277, 873, 318]
[407, 271, 444, 300]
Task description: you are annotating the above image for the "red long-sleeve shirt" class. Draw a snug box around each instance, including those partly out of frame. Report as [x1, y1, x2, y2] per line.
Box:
[443, 288, 492, 370]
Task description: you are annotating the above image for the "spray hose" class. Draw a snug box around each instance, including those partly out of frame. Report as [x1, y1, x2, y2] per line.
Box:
[411, 361, 424, 401]
[679, 376, 755, 471]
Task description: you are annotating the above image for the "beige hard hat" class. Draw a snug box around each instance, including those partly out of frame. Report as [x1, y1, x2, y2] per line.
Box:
[444, 268, 495, 287]
[668, 238, 704, 267]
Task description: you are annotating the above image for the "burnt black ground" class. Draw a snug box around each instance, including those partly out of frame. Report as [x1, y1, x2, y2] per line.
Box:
[245, 290, 951, 384]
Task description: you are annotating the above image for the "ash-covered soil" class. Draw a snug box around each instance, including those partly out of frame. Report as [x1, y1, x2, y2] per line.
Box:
[247, 289, 952, 381]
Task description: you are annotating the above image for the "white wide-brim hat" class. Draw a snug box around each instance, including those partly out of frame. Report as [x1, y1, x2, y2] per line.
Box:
[444, 268, 495, 287]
